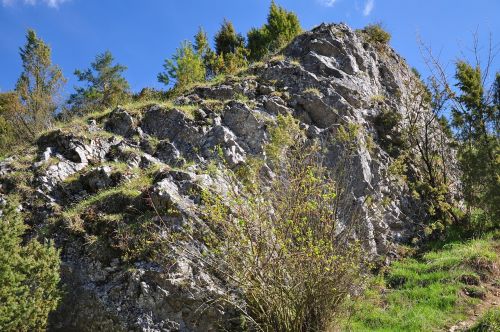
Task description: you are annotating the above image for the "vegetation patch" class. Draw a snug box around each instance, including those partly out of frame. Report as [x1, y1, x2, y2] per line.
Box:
[357, 23, 391, 45]
[341, 238, 499, 331]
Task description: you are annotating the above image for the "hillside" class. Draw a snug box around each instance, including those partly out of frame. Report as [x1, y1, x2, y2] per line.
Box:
[0, 23, 495, 331]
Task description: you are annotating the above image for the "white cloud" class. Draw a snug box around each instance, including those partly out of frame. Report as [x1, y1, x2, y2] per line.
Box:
[318, 0, 338, 7]
[2, 0, 70, 8]
[363, 0, 374, 16]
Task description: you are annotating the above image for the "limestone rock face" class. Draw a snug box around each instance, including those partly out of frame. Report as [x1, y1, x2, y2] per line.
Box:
[105, 108, 137, 137]
[0, 23, 460, 332]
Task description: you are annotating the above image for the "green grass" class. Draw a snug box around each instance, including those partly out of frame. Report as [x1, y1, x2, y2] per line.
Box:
[62, 167, 156, 223]
[469, 308, 500, 331]
[341, 238, 498, 331]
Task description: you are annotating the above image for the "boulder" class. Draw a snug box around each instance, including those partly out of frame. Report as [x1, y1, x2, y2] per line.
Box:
[105, 108, 137, 137]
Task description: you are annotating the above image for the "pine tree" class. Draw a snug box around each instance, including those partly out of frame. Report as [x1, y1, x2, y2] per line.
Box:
[213, 19, 248, 74]
[214, 19, 245, 56]
[266, 0, 302, 49]
[247, 1, 302, 60]
[158, 41, 206, 90]
[452, 61, 500, 227]
[247, 27, 271, 62]
[194, 26, 210, 58]
[14, 29, 65, 137]
[0, 92, 26, 155]
[68, 51, 130, 115]
[0, 203, 61, 331]
[194, 26, 220, 78]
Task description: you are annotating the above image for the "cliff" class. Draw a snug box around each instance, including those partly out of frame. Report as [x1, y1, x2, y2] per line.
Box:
[0, 23, 460, 331]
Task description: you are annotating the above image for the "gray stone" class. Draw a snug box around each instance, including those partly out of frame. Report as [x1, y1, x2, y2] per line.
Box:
[6, 22, 462, 332]
[154, 141, 184, 167]
[81, 166, 114, 192]
[105, 108, 137, 137]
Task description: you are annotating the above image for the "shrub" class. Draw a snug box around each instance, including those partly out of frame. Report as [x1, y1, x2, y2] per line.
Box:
[358, 23, 391, 45]
[374, 108, 404, 156]
[196, 115, 365, 331]
[0, 203, 61, 331]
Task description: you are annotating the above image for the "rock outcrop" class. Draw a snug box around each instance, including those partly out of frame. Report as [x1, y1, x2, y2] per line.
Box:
[0, 23, 460, 331]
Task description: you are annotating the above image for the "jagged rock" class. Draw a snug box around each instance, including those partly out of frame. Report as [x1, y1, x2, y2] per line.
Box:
[264, 96, 290, 115]
[293, 91, 339, 128]
[105, 108, 137, 137]
[148, 177, 198, 219]
[38, 130, 89, 164]
[37, 158, 87, 194]
[141, 107, 203, 162]
[222, 101, 267, 153]
[141, 106, 186, 140]
[202, 125, 246, 167]
[154, 141, 184, 167]
[1, 23, 462, 332]
[139, 154, 160, 169]
[258, 84, 275, 95]
[195, 84, 234, 100]
[81, 166, 114, 192]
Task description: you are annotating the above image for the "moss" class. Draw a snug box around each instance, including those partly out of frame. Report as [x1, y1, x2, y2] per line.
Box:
[290, 58, 301, 67]
[62, 170, 152, 223]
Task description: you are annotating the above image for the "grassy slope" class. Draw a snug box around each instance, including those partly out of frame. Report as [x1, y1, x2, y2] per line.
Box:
[341, 237, 499, 331]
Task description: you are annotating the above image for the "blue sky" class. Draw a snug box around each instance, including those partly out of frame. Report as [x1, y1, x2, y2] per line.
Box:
[1, 0, 499, 96]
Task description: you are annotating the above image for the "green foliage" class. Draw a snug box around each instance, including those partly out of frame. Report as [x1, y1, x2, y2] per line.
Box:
[211, 20, 248, 75]
[247, 27, 270, 62]
[358, 23, 391, 45]
[342, 238, 498, 331]
[14, 29, 65, 138]
[214, 19, 245, 56]
[194, 26, 210, 58]
[469, 308, 500, 332]
[0, 203, 61, 331]
[452, 62, 499, 230]
[68, 51, 130, 116]
[158, 40, 206, 90]
[374, 108, 404, 156]
[265, 114, 303, 161]
[0, 111, 17, 157]
[199, 116, 364, 331]
[247, 0, 302, 61]
[61, 167, 162, 262]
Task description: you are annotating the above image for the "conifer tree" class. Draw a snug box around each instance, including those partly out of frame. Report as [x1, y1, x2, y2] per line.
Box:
[247, 1, 302, 60]
[213, 19, 248, 74]
[158, 41, 206, 90]
[15, 29, 65, 137]
[68, 51, 130, 115]
[194, 26, 210, 58]
[214, 19, 245, 56]
[452, 62, 499, 227]
[194, 26, 221, 78]
[0, 203, 61, 331]
[0, 92, 28, 154]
